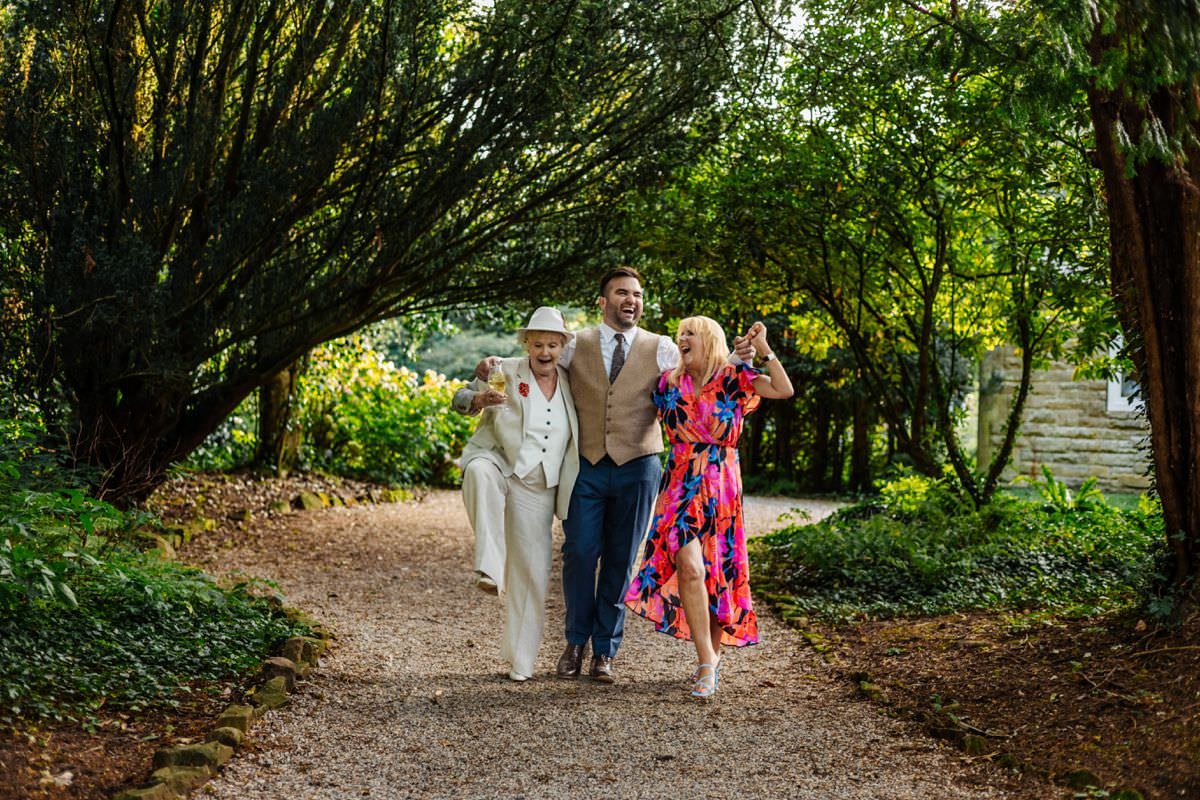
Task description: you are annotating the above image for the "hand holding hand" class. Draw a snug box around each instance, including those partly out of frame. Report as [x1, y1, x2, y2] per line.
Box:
[732, 332, 756, 362]
[740, 321, 772, 358]
[741, 321, 793, 398]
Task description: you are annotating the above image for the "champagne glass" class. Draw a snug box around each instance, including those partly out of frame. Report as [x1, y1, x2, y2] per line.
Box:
[487, 365, 509, 412]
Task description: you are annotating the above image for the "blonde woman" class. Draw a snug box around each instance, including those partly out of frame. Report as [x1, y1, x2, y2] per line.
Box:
[624, 318, 793, 698]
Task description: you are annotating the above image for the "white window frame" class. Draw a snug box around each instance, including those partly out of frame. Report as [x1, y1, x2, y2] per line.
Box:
[1106, 340, 1143, 414]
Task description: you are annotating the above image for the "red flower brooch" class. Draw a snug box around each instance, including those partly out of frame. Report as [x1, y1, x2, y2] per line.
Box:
[518, 382, 529, 397]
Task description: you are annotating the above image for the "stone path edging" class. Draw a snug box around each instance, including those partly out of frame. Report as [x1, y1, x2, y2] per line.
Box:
[113, 632, 330, 799]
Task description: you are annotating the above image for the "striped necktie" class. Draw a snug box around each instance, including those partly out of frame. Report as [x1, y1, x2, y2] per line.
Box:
[609, 333, 626, 383]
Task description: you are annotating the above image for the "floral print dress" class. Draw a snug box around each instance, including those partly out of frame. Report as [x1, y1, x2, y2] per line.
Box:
[624, 363, 761, 647]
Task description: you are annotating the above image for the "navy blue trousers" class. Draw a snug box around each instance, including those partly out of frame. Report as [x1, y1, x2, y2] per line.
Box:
[561, 454, 662, 658]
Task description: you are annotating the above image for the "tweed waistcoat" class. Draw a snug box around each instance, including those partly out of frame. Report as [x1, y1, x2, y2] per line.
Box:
[569, 327, 664, 466]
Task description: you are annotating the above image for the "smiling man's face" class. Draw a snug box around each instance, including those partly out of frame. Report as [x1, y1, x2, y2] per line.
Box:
[599, 276, 643, 331]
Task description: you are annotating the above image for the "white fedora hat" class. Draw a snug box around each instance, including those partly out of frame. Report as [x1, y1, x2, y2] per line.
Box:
[518, 306, 574, 342]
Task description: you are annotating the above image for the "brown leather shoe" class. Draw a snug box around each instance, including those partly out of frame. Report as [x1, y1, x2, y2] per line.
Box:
[589, 654, 615, 684]
[556, 644, 585, 678]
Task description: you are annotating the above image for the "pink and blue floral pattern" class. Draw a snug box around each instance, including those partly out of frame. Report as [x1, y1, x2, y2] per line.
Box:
[624, 363, 761, 647]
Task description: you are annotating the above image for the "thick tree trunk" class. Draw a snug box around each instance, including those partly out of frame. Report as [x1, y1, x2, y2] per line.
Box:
[1086, 71, 1200, 595]
[63, 352, 261, 506]
[71, 402, 183, 506]
[255, 361, 303, 477]
[70, 382, 235, 507]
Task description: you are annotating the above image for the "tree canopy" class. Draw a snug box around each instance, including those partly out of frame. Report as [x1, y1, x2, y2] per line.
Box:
[0, 0, 777, 502]
[632, 0, 1113, 504]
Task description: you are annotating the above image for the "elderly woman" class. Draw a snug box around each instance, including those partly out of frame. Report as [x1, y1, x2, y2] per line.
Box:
[458, 306, 579, 681]
[624, 318, 793, 698]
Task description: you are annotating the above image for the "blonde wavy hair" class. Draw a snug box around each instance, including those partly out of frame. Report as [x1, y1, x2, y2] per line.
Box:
[668, 315, 729, 386]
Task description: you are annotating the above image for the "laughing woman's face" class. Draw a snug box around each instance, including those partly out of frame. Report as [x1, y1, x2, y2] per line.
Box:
[526, 333, 566, 378]
[678, 325, 704, 373]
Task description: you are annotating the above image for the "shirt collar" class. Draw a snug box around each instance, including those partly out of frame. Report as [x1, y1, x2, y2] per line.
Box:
[599, 323, 638, 344]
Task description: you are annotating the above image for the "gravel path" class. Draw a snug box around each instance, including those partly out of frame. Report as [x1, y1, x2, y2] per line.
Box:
[187, 492, 1016, 800]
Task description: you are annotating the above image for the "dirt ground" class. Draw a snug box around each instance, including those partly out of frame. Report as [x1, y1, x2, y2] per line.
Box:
[801, 610, 1200, 799]
[1, 472, 1196, 799]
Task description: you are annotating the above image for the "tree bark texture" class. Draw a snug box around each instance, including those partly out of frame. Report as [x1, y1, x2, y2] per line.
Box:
[1086, 54, 1200, 590]
[256, 361, 302, 478]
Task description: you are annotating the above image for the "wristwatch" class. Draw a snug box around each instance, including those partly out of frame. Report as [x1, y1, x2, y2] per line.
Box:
[759, 351, 777, 363]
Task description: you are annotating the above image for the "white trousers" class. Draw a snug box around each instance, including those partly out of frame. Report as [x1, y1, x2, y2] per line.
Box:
[499, 468, 555, 678]
[462, 458, 507, 591]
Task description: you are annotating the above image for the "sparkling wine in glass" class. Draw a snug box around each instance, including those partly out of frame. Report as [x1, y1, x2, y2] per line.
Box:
[487, 366, 509, 412]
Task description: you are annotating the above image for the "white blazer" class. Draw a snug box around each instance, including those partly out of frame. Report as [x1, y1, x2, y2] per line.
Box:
[458, 357, 580, 521]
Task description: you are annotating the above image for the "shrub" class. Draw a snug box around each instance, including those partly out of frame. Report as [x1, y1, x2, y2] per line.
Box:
[187, 334, 474, 487]
[296, 336, 474, 486]
[753, 473, 1163, 623]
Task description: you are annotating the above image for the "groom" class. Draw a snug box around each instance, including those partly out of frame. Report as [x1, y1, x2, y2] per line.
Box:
[552, 266, 675, 682]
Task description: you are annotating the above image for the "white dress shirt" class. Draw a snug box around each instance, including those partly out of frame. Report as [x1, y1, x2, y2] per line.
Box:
[558, 324, 680, 375]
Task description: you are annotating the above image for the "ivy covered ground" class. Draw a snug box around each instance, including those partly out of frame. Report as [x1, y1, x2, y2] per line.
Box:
[0, 473, 352, 799]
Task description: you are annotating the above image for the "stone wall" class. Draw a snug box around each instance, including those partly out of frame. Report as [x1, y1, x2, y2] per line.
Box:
[976, 347, 1151, 493]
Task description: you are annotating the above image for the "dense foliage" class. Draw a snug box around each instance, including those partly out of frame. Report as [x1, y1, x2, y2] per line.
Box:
[189, 332, 475, 486]
[753, 472, 1164, 623]
[2, 0, 1194, 600]
[0, 0, 779, 504]
[633, 0, 1114, 502]
[0, 416, 310, 723]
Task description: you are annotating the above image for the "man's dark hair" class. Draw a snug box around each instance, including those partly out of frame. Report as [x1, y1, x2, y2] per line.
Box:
[598, 266, 643, 296]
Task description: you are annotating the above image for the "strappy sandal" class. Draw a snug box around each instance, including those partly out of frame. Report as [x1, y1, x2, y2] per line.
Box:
[689, 658, 720, 684]
[690, 663, 718, 699]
